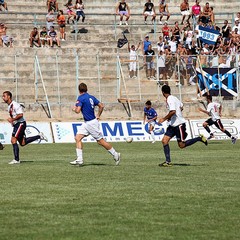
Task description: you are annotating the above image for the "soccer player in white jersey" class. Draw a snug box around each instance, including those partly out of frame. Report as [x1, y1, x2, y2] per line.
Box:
[198, 95, 237, 143]
[2, 91, 48, 164]
[158, 85, 208, 167]
[70, 83, 121, 166]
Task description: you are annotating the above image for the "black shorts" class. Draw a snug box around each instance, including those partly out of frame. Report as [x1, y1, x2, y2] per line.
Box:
[59, 24, 65, 28]
[165, 123, 188, 142]
[12, 121, 26, 143]
[206, 118, 223, 129]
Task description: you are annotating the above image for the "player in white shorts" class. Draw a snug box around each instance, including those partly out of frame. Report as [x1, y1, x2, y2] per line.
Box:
[70, 83, 121, 166]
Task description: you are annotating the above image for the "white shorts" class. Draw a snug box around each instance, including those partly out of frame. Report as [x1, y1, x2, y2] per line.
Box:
[148, 120, 156, 128]
[181, 10, 190, 16]
[144, 11, 154, 16]
[129, 61, 137, 71]
[77, 118, 103, 140]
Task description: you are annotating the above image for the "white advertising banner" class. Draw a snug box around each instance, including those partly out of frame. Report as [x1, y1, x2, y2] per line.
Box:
[190, 119, 240, 140]
[51, 121, 192, 143]
[0, 122, 53, 144]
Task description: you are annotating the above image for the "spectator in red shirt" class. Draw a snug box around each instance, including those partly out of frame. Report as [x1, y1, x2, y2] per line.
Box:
[162, 22, 170, 41]
[192, 0, 201, 30]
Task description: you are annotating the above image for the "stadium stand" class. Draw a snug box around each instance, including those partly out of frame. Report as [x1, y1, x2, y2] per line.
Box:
[0, 0, 239, 120]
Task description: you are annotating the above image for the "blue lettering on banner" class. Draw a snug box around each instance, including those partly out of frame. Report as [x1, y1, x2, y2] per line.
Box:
[101, 123, 124, 136]
[127, 122, 144, 136]
[72, 123, 83, 136]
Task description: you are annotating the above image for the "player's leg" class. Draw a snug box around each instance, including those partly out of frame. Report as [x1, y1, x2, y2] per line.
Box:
[177, 123, 208, 148]
[89, 119, 121, 165]
[0, 142, 4, 150]
[149, 122, 156, 143]
[203, 118, 214, 139]
[215, 120, 237, 144]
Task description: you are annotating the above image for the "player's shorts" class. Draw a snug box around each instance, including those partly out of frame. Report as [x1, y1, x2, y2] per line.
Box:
[146, 61, 155, 69]
[12, 121, 26, 143]
[119, 11, 128, 15]
[148, 120, 156, 128]
[159, 11, 169, 16]
[77, 118, 103, 140]
[206, 118, 223, 129]
[144, 11, 155, 16]
[165, 123, 187, 142]
[181, 10, 190, 16]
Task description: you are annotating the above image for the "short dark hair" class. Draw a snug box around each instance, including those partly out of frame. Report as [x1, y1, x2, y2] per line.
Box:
[145, 100, 152, 106]
[3, 91, 12, 99]
[162, 85, 171, 94]
[78, 83, 88, 93]
[206, 95, 212, 101]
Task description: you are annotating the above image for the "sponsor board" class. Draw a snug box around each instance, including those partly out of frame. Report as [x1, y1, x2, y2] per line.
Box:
[190, 119, 240, 140]
[51, 121, 192, 143]
[0, 122, 53, 144]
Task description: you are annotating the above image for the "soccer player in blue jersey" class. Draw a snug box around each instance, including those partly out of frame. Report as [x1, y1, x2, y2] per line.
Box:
[2, 91, 48, 164]
[70, 83, 121, 166]
[158, 85, 208, 167]
[143, 100, 158, 143]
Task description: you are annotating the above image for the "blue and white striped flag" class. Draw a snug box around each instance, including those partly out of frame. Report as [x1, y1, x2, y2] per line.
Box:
[199, 26, 220, 45]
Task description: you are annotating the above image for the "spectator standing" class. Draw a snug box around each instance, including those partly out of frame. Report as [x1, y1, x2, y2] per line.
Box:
[159, 0, 170, 25]
[235, 12, 240, 22]
[143, 0, 156, 25]
[47, 26, 61, 47]
[46, 9, 55, 30]
[192, 0, 201, 31]
[29, 27, 41, 47]
[157, 36, 165, 52]
[162, 22, 171, 41]
[201, 2, 210, 24]
[0, 0, 8, 11]
[142, 34, 151, 54]
[144, 44, 156, 80]
[116, 0, 130, 26]
[157, 49, 167, 85]
[232, 20, 240, 35]
[75, 0, 85, 23]
[222, 20, 231, 40]
[40, 26, 48, 47]
[171, 21, 181, 44]
[209, 7, 215, 25]
[57, 10, 66, 41]
[128, 41, 140, 78]
[180, 0, 190, 25]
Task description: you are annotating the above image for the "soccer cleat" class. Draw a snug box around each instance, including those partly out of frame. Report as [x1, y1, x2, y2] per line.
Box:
[70, 159, 84, 166]
[200, 134, 208, 146]
[39, 132, 48, 142]
[207, 133, 214, 140]
[114, 152, 121, 166]
[151, 140, 156, 144]
[0, 142, 4, 150]
[9, 159, 20, 164]
[159, 161, 172, 167]
[231, 137, 237, 144]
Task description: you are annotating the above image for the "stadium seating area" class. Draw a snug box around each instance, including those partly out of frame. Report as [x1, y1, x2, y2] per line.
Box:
[0, 0, 239, 120]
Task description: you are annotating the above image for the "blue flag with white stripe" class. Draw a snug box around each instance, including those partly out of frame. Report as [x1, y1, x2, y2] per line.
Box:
[199, 26, 220, 45]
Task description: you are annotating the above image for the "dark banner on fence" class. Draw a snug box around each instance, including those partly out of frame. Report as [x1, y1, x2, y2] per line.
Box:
[196, 68, 238, 97]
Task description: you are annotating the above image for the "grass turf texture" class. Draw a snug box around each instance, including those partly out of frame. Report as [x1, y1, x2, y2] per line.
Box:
[0, 141, 240, 240]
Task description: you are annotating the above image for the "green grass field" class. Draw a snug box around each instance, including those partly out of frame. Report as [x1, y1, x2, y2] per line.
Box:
[0, 140, 240, 240]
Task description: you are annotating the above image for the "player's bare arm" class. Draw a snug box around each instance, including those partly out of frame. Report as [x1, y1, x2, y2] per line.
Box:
[96, 102, 104, 120]
[72, 106, 81, 114]
[198, 107, 209, 115]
